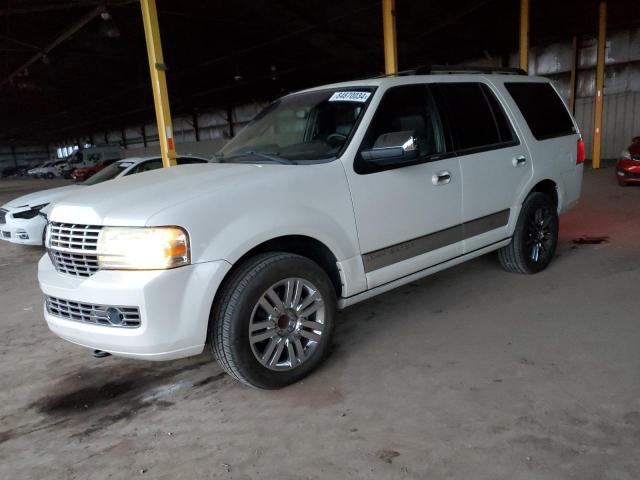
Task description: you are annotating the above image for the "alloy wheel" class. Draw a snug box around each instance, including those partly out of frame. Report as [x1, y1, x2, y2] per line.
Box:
[249, 278, 325, 371]
[525, 206, 554, 263]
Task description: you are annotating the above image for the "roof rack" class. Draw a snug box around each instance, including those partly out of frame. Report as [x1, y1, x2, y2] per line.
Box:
[401, 65, 528, 76]
[366, 65, 528, 80]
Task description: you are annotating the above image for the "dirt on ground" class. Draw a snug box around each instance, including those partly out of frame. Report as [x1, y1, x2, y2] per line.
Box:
[0, 167, 639, 480]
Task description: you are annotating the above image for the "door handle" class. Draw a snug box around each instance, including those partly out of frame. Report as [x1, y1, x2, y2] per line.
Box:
[432, 170, 451, 185]
[512, 155, 527, 167]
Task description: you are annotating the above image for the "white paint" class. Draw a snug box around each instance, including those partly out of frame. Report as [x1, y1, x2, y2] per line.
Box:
[38, 73, 583, 362]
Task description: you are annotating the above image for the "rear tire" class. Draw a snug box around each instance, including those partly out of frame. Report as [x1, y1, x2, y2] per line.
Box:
[210, 252, 336, 389]
[498, 192, 558, 274]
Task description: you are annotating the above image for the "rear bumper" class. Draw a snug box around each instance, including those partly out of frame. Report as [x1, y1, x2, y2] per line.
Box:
[38, 254, 232, 360]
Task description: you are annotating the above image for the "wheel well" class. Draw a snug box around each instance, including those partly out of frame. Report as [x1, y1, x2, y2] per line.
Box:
[233, 235, 342, 296]
[530, 179, 558, 208]
[205, 235, 342, 346]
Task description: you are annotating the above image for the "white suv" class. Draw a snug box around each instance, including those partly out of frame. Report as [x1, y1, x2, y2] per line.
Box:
[38, 69, 584, 389]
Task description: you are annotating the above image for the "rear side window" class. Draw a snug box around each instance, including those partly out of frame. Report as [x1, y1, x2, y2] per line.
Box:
[504, 82, 575, 140]
[434, 83, 516, 152]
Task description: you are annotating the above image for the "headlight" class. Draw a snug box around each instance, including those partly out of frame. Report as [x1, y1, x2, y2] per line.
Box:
[621, 149, 631, 160]
[12, 203, 49, 219]
[97, 226, 190, 270]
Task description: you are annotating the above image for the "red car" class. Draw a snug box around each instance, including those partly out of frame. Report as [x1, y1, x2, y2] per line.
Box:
[71, 159, 117, 182]
[617, 136, 640, 185]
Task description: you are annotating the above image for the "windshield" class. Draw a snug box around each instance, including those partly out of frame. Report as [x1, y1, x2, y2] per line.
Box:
[83, 161, 131, 185]
[219, 88, 374, 162]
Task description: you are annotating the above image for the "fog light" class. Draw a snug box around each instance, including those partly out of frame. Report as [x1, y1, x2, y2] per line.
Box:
[17, 231, 29, 240]
[105, 307, 124, 326]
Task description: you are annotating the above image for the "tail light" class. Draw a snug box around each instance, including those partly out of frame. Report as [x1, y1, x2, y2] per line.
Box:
[577, 138, 585, 164]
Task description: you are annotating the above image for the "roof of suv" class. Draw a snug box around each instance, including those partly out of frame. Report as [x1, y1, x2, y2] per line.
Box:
[299, 71, 550, 94]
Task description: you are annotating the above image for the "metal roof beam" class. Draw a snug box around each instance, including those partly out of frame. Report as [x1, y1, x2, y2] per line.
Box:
[0, 5, 104, 90]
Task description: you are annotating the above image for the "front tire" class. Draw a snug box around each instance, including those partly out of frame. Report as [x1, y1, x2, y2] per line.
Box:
[498, 192, 559, 274]
[211, 252, 336, 389]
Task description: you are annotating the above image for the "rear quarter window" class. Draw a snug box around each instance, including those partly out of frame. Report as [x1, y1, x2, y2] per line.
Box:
[504, 82, 575, 140]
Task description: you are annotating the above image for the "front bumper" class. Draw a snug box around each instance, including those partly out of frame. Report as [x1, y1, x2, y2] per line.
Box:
[616, 169, 640, 183]
[616, 159, 640, 183]
[38, 254, 232, 360]
[0, 212, 47, 246]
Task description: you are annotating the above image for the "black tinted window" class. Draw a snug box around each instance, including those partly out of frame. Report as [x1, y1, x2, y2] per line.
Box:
[177, 157, 208, 165]
[436, 83, 515, 151]
[128, 159, 162, 175]
[505, 82, 575, 140]
[482, 85, 515, 143]
[359, 85, 445, 171]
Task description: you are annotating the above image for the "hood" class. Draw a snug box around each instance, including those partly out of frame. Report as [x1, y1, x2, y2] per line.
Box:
[3, 184, 84, 209]
[49, 163, 290, 225]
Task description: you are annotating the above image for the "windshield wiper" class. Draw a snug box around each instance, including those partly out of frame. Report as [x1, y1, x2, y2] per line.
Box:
[219, 151, 297, 165]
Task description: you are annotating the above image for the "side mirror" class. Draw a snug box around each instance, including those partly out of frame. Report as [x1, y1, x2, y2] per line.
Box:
[361, 131, 419, 166]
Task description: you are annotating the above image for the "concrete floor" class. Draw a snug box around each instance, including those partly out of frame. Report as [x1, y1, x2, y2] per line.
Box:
[1, 167, 638, 480]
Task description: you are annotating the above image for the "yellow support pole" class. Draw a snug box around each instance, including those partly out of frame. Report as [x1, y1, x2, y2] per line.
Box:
[592, 1, 607, 170]
[382, 0, 398, 75]
[519, 0, 529, 72]
[140, 0, 176, 168]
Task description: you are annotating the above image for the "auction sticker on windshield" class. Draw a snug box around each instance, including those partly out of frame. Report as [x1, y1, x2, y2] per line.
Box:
[328, 91, 371, 102]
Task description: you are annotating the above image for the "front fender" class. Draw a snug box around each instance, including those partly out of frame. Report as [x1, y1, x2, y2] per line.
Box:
[145, 161, 361, 266]
[195, 205, 358, 264]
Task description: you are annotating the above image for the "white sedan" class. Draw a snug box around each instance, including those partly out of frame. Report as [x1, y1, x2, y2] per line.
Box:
[0, 155, 208, 246]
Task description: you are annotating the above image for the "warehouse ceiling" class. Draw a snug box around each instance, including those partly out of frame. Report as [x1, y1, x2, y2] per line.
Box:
[0, 0, 638, 144]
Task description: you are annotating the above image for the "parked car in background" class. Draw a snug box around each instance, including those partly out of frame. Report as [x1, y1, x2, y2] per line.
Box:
[38, 160, 67, 179]
[38, 71, 584, 389]
[71, 158, 118, 182]
[1, 166, 28, 178]
[616, 136, 640, 185]
[0, 155, 208, 246]
[28, 161, 54, 178]
[57, 145, 122, 178]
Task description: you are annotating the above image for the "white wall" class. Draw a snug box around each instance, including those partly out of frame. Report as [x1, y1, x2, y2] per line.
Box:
[575, 91, 640, 159]
[0, 145, 50, 170]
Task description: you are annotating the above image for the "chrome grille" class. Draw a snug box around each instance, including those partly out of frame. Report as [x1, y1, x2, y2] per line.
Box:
[48, 222, 102, 277]
[49, 222, 101, 251]
[0, 209, 7, 225]
[49, 250, 99, 277]
[45, 296, 141, 328]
